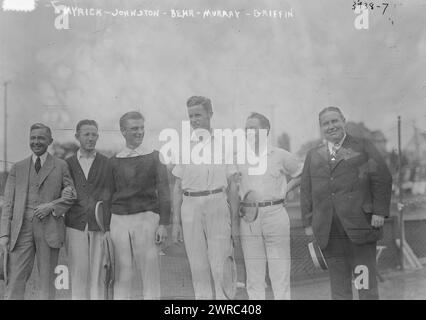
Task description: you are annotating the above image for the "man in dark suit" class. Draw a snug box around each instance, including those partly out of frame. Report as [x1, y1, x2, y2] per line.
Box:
[0, 123, 75, 299]
[65, 119, 109, 300]
[300, 107, 392, 300]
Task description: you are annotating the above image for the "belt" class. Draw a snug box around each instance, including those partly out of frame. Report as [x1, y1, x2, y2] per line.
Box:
[183, 188, 224, 197]
[241, 199, 285, 208]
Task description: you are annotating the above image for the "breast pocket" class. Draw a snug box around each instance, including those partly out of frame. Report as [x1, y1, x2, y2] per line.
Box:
[344, 153, 368, 173]
[267, 163, 284, 179]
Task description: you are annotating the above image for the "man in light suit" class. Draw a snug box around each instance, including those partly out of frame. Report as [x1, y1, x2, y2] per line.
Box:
[0, 123, 76, 300]
[300, 107, 392, 300]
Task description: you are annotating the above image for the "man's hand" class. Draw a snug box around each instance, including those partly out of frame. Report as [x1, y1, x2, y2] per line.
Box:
[62, 186, 76, 199]
[34, 203, 54, 220]
[172, 222, 183, 244]
[155, 225, 168, 244]
[371, 215, 385, 228]
[305, 226, 314, 236]
[286, 177, 301, 197]
[0, 236, 9, 252]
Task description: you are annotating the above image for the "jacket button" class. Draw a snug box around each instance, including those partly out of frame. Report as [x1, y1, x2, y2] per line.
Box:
[330, 177, 334, 181]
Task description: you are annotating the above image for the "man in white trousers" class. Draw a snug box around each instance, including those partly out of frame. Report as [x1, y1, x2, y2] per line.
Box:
[237, 112, 303, 300]
[65, 119, 110, 299]
[171, 96, 239, 300]
[103, 111, 170, 299]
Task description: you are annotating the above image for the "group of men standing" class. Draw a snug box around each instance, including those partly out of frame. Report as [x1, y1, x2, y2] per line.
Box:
[0, 96, 392, 300]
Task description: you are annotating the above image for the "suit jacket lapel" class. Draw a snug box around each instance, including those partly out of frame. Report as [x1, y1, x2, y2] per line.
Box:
[330, 150, 344, 172]
[314, 143, 332, 174]
[16, 157, 31, 210]
[330, 135, 352, 172]
[317, 143, 330, 163]
[38, 153, 55, 187]
[18, 157, 31, 188]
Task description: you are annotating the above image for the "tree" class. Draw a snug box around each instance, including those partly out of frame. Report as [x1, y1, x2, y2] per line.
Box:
[51, 142, 79, 159]
[296, 139, 322, 158]
[277, 132, 291, 151]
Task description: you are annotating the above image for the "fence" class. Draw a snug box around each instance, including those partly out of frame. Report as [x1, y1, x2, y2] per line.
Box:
[1, 194, 425, 299]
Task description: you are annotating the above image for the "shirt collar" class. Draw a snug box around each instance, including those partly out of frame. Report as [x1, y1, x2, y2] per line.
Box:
[326, 133, 347, 151]
[32, 152, 48, 166]
[116, 143, 153, 158]
[77, 149, 96, 160]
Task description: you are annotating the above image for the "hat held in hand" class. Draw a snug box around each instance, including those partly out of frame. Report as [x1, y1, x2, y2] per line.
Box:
[239, 190, 261, 223]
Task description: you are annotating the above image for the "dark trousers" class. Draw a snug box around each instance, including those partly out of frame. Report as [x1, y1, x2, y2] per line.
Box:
[6, 217, 59, 300]
[323, 214, 379, 300]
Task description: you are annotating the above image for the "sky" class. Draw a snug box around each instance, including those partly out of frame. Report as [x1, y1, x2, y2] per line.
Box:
[0, 0, 425, 167]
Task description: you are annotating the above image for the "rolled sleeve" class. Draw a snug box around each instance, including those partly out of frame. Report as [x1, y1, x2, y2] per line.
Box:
[156, 152, 171, 225]
[172, 164, 184, 179]
[282, 151, 304, 178]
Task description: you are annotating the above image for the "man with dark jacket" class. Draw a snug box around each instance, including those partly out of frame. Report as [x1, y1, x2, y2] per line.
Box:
[300, 107, 392, 300]
[65, 119, 109, 300]
[0, 123, 75, 299]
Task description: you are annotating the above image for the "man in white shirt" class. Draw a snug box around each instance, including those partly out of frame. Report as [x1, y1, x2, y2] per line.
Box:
[171, 96, 239, 299]
[237, 112, 303, 300]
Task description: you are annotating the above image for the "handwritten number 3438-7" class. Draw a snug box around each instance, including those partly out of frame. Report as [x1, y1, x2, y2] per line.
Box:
[352, 2, 389, 15]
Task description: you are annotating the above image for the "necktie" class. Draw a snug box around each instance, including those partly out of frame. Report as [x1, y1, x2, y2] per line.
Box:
[330, 144, 339, 161]
[129, 150, 138, 157]
[35, 156, 41, 173]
